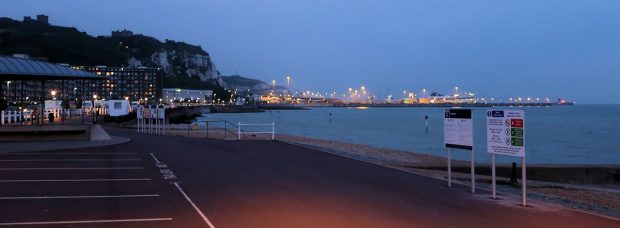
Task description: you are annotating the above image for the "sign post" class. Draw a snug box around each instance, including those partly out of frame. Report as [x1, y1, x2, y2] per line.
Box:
[136, 106, 143, 132]
[444, 109, 474, 193]
[486, 110, 526, 206]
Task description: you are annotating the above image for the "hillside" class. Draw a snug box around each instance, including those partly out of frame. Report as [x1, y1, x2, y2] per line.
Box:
[221, 75, 265, 89]
[0, 17, 224, 91]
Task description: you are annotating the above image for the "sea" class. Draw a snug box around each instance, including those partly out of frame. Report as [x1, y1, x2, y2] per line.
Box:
[196, 105, 620, 165]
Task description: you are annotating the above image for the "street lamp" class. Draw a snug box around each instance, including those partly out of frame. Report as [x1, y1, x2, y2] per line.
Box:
[286, 75, 291, 88]
[272, 80, 276, 94]
[51, 90, 57, 100]
[92, 94, 98, 123]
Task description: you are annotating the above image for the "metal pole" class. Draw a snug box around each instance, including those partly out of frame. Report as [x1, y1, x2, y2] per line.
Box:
[40, 81, 44, 125]
[206, 121, 209, 138]
[491, 154, 496, 199]
[81, 80, 84, 124]
[238, 122, 241, 140]
[471, 149, 475, 193]
[20, 81, 24, 126]
[61, 79, 65, 125]
[0, 80, 3, 114]
[447, 148, 452, 188]
[224, 121, 227, 138]
[272, 122, 275, 140]
[522, 157, 527, 207]
[425, 116, 429, 133]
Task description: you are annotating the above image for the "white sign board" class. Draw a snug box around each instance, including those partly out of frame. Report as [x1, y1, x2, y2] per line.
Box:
[156, 108, 165, 119]
[487, 110, 525, 157]
[136, 106, 143, 119]
[444, 109, 473, 150]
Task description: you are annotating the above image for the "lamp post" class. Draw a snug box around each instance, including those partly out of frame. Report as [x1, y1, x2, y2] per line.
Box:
[272, 80, 276, 94]
[51, 90, 57, 100]
[286, 75, 291, 88]
[92, 94, 98, 123]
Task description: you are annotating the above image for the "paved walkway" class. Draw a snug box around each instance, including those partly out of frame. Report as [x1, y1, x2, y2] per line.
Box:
[0, 126, 617, 227]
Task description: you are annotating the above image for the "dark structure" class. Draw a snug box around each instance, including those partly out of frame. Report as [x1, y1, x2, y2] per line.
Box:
[111, 29, 133, 37]
[23, 14, 49, 25]
[0, 55, 104, 123]
[36, 14, 49, 24]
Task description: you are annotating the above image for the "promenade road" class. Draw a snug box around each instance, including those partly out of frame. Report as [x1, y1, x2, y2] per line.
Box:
[0, 126, 618, 227]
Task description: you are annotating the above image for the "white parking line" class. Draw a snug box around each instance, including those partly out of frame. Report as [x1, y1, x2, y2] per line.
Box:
[0, 167, 145, 171]
[9, 152, 137, 155]
[0, 218, 173, 226]
[149, 153, 161, 163]
[0, 194, 159, 200]
[0, 159, 141, 162]
[0, 178, 151, 183]
[173, 182, 216, 228]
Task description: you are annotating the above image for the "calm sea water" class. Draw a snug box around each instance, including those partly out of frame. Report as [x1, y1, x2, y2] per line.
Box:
[197, 105, 620, 165]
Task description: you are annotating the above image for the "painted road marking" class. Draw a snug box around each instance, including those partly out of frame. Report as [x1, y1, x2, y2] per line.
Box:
[149, 153, 161, 163]
[173, 182, 216, 228]
[0, 194, 159, 200]
[0, 159, 141, 162]
[0, 218, 173, 226]
[9, 152, 137, 155]
[0, 167, 145, 171]
[0, 178, 151, 183]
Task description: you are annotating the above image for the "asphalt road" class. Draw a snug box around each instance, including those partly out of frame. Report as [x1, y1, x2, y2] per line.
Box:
[0, 126, 618, 227]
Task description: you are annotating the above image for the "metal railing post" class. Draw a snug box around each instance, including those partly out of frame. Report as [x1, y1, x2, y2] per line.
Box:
[272, 122, 275, 140]
[224, 121, 227, 139]
[237, 122, 241, 140]
[206, 121, 209, 139]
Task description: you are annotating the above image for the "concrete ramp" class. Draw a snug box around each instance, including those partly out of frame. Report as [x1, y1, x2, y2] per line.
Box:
[90, 124, 112, 141]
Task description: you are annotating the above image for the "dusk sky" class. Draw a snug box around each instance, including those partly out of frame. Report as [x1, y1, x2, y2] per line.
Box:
[2, 0, 619, 103]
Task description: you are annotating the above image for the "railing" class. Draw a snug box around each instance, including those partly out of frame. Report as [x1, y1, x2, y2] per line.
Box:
[153, 120, 275, 140]
[165, 120, 238, 140]
[205, 120, 238, 139]
[1, 109, 86, 125]
[237, 122, 275, 140]
[1, 110, 28, 125]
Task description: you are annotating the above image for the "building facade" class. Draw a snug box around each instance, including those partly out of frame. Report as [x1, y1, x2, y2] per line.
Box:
[70, 66, 163, 102]
[1, 56, 163, 108]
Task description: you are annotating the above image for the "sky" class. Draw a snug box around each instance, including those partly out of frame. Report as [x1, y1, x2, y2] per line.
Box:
[1, 0, 619, 103]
